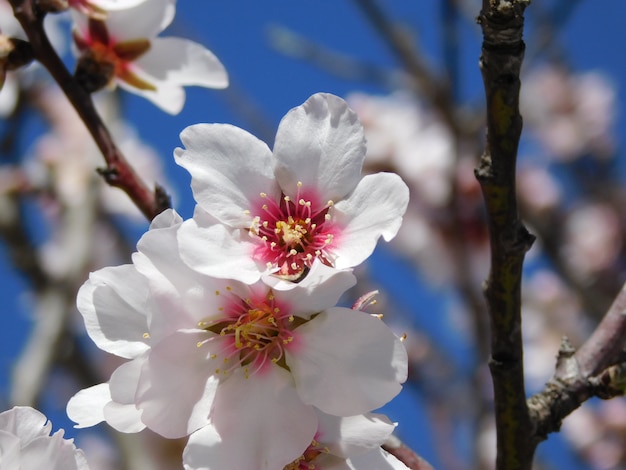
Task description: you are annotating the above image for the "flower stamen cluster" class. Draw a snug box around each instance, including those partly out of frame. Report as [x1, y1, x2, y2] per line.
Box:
[284, 437, 330, 470]
[251, 182, 337, 278]
[197, 288, 299, 378]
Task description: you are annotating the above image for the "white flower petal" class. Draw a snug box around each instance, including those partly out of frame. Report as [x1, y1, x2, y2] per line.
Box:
[0, 407, 50, 442]
[175, 124, 278, 225]
[332, 173, 409, 269]
[267, 262, 356, 318]
[21, 432, 89, 470]
[0, 431, 22, 468]
[289, 308, 407, 416]
[87, 0, 149, 10]
[117, 70, 185, 114]
[177, 219, 263, 284]
[184, 367, 316, 470]
[347, 449, 410, 470]
[66, 383, 111, 429]
[274, 93, 366, 201]
[317, 412, 395, 458]
[77, 265, 151, 359]
[104, 0, 175, 39]
[135, 330, 218, 438]
[122, 37, 228, 115]
[102, 402, 145, 433]
[135, 37, 228, 89]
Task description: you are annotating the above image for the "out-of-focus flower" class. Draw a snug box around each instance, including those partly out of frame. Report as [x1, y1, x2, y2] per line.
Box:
[175, 92, 409, 283]
[347, 91, 489, 285]
[25, 87, 168, 227]
[521, 65, 616, 160]
[71, 0, 228, 114]
[562, 203, 621, 280]
[67, 209, 407, 469]
[0, 406, 89, 469]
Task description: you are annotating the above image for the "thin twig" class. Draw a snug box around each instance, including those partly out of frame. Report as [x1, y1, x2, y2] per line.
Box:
[8, 0, 170, 221]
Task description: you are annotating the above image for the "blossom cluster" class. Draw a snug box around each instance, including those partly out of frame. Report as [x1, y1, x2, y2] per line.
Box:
[65, 91, 411, 469]
[0, 0, 227, 116]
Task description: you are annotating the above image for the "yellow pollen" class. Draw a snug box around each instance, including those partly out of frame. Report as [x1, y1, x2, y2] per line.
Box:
[215, 290, 220, 296]
[210, 354, 217, 359]
[327, 200, 334, 206]
[325, 214, 331, 221]
[297, 181, 303, 187]
[196, 341, 204, 348]
[372, 313, 384, 319]
[226, 286, 232, 291]
[274, 307, 280, 313]
[284, 196, 291, 202]
[260, 192, 267, 198]
[266, 262, 273, 268]
[400, 333, 407, 342]
[299, 199, 306, 206]
[291, 262, 298, 270]
[290, 249, 298, 256]
[243, 209, 250, 215]
[142, 332, 150, 339]
[262, 204, 268, 210]
[288, 315, 294, 322]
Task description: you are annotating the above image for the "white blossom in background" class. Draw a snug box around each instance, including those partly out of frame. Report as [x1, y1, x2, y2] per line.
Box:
[521, 65, 616, 160]
[0, 406, 89, 469]
[67, 209, 408, 469]
[347, 91, 455, 208]
[347, 91, 489, 285]
[562, 203, 622, 281]
[71, 0, 228, 114]
[175, 92, 409, 283]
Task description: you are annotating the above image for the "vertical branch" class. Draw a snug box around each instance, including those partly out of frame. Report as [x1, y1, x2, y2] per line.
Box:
[475, 1, 535, 469]
[8, 0, 170, 221]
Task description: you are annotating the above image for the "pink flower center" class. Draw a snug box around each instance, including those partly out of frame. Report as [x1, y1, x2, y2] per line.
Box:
[250, 182, 339, 280]
[198, 288, 304, 378]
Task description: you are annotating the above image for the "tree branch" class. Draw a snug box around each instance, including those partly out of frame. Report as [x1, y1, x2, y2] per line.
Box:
[475, 1, 534, 469]
[528, 283, 626, 443]
[8, 0, 170, 221]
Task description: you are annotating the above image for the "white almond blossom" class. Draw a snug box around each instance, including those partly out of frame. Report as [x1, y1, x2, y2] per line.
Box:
[183, 410, 408, 470]
[175, 92, 409, 283]
[71, 0, 228, 114]
[67, 209, 407, 469]
[0, 406, 89, 470]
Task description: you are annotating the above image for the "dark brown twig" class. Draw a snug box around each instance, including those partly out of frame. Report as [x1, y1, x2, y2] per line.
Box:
[8, 0, 170, 221]
[475, 1, 535, 469]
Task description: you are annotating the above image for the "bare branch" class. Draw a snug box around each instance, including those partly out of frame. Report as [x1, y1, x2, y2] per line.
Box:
[475, 1, 534, 469]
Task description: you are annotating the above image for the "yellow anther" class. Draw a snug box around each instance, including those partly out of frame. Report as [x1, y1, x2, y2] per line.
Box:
[297, 181, 303, 187]
[142, 332, 150, 339]
[284, 196, 291, 202]
[260, 192, 267, 198]
[215, 290, 220, 296]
